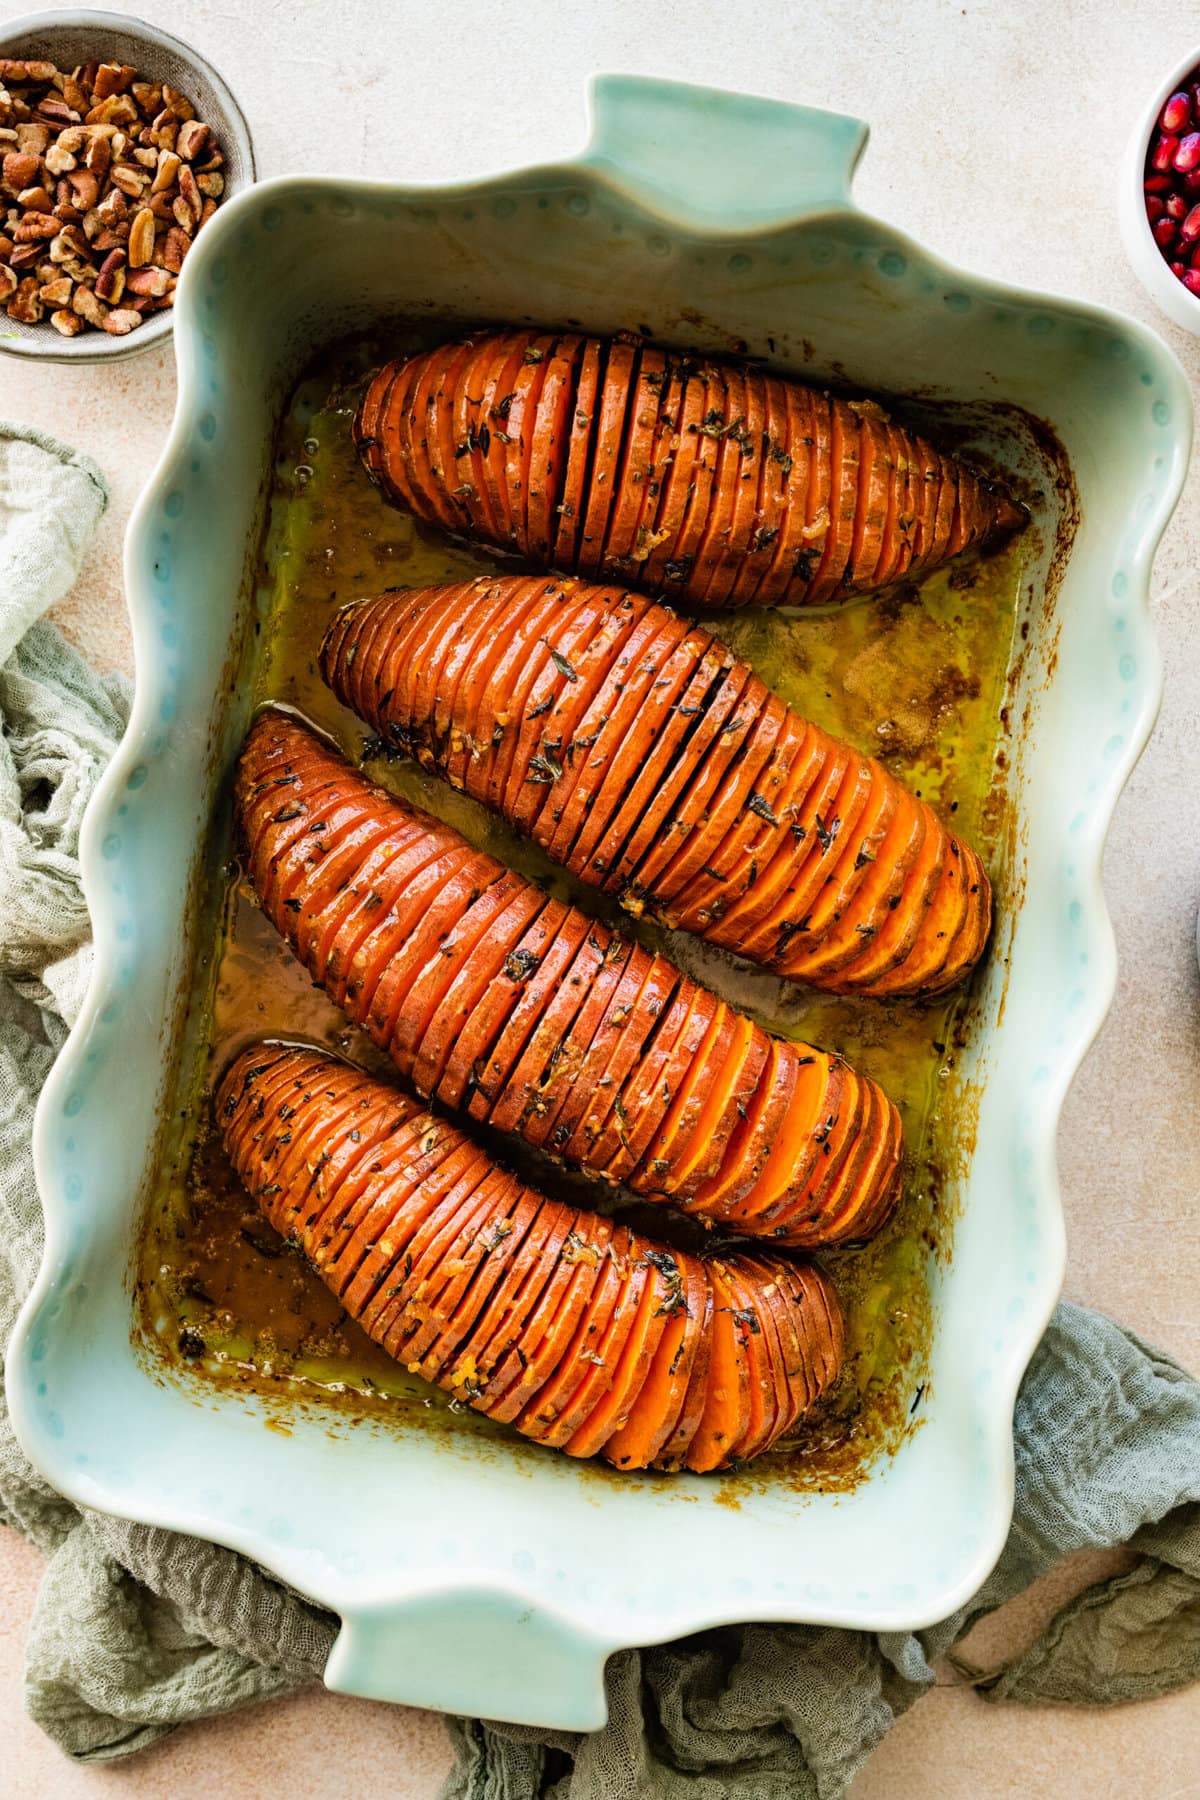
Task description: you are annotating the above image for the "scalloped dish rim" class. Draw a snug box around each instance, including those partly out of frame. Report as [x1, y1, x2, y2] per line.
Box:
[8, 76, 1192, 1727]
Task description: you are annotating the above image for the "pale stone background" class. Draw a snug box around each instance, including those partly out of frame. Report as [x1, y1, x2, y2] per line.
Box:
[1, 0, 1199, 1793]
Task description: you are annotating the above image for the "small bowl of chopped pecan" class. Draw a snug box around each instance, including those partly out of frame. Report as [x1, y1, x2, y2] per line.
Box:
[0, 10, 255, 359]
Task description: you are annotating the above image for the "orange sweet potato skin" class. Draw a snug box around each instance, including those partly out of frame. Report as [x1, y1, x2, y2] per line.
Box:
[234, 710, 903, 1249]
[354, 334, 1024, 611]
[217, 1042, 844, 1471]
[320, 577, 992, 1000]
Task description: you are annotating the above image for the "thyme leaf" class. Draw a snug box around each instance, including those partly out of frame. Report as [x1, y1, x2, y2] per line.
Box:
[526, 749, 564, 783]
[504, 946, 539, 982]
[814, 813, 841, 854]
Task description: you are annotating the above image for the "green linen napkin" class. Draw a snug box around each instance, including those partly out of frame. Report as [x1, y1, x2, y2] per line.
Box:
[0, 422, 1197, 1791]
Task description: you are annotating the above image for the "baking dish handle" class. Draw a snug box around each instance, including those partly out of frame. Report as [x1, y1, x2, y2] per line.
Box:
[581, 74, 867, 230]
[326, 1589, 611, 1729]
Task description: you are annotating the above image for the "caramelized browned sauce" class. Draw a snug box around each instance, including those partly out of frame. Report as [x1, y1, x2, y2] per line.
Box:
[136, 335, 1029, 1488]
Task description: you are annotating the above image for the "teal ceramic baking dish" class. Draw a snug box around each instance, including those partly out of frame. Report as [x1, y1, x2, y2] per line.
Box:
[9, 76, 1190, 1728]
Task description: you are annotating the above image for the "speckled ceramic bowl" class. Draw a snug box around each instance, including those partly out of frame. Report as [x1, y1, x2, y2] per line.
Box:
[8, 75, 1191, 1728]
[0, 8, 255, 362]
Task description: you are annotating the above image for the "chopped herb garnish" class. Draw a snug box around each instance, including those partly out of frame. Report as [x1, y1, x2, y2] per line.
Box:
[361, 731, 403, 763]
[772, 917, 810, 958]
[814, 813, 841, 854]
[747, 791, 779, 825]
[527, 748, 564, 783]
[479, 1219, 514, 1252]
[569, 718, 607, 756]
[504, 946, 539, 982]
[546, 645, 579, 682]
[731, 1305, 761, 1337]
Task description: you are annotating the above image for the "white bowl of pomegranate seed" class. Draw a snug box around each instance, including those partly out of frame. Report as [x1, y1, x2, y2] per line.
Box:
[1122, 47, 1200, 331]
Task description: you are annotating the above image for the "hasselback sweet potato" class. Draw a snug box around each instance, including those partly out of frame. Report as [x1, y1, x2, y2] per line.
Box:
[320, 577, 992, 997]
[234, 710, 903, 1247]
[217, 1043, 844, 1470]
[353, 330, 1024, 610]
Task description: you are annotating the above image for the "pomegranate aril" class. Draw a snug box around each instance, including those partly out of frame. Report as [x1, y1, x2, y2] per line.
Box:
[1184, 167, 1200, 193]
[1153, 216, 1178, 248]
[1145, 172, 1172, 192]
[1152, 132, 1181, 171]
[1171, 260, 1186, 276]
[1166, 192, 1189, 220]
[1181, 202, 1200, 241]
[1175, 132, 1200, 171]
[1182, 268, 1200, 296]
[1162, 91, 1193, 133]
[1190, 242, 1200, 268]
[1146, 195, 1166, 222]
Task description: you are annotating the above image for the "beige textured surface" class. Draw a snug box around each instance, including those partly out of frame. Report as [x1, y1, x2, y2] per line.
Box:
[1, 0, 1198, 1793]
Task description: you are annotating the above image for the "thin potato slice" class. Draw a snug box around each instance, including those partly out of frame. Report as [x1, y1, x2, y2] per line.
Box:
[526, 334, 584, 560]
[553, 336, 604, 570]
